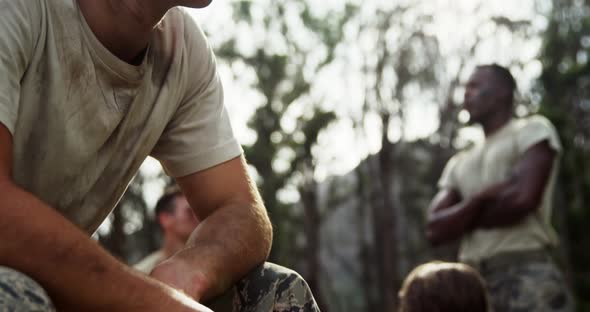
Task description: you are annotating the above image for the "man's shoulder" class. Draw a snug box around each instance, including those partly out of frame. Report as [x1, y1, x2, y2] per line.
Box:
[513, 114, 561, 153]
[449, 141, 480, 163]
[515, 114, 556, 132]
[160, 7, 207, 44]
[156, 7, 212, 71]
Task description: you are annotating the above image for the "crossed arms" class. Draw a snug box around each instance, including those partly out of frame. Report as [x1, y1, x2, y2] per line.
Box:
[426, 140, 557, 246]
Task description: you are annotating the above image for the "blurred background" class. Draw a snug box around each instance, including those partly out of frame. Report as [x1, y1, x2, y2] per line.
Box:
[96, 0, 590, 311]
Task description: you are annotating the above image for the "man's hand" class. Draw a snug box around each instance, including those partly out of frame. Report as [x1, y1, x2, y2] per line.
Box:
[426, 191, 484, 246]
[150, 252, 211, 302]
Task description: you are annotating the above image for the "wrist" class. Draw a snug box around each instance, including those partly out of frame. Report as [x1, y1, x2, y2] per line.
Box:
[132, 277, 210, 312]
[150, 255, 216, 302]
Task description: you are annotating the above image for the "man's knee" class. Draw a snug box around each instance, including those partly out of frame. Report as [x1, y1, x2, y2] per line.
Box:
[237, 263, 320, 312]
[0, 266, 55, 311]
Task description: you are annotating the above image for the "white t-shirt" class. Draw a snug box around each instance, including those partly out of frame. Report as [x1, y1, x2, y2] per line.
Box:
[438, 115, 561, 263]
[0, 0, 242, 233]
[134, 250, 166, 274]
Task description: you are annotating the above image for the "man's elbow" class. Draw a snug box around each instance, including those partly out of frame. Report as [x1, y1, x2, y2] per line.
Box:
[260, 214, 273, 260]
[252, 203, 273, 261]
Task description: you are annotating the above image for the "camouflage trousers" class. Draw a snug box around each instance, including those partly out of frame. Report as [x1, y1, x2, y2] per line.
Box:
[471, 250, 574, 312]
[0, 263, 319, 312]
[0, 267, 55, 312]
[207, 263, 320, 312]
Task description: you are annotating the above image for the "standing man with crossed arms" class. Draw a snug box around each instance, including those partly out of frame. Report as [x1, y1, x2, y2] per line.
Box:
[0, 0, 318, 311]
[427, 64, 573, 311]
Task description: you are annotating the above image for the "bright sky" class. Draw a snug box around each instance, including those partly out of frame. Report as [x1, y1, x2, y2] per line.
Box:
[138, 0, 551, 209]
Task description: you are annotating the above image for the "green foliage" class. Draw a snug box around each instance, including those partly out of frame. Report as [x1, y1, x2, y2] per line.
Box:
[538, 0, 590, 309]
[219, 1, 356, 266]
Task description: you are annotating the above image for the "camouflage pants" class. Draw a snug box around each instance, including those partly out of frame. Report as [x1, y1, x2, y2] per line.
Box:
[474, 252, 574, 312]
[0, 263, 319, 312]
[206, 263, 320, 312]
[0, 267, 55, 312]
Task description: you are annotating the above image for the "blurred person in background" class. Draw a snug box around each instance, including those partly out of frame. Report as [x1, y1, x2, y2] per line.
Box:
[398, 261, 489, 312]
[135, 186, 200, 273]
[426, 64, 573, 311]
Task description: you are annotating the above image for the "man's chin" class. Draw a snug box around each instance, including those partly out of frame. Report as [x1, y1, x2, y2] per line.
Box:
[191, 0, 212, 8]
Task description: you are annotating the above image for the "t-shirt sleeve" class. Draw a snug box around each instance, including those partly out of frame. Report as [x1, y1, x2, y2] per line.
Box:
[516, 115, 562, 155]
[438, 154, 459, 189]
[150, 10, 242, 178]
[0, 0, 41, 135]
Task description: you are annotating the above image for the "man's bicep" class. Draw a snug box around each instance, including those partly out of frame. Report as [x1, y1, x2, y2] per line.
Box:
[512, 140, 556, 205]
[0, 123, 13, 180]
[175, 155, 260, 220]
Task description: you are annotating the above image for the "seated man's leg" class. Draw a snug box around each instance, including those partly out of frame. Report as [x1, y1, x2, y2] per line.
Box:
[207, 263, 320, 312]
[0, 266, 55, 311]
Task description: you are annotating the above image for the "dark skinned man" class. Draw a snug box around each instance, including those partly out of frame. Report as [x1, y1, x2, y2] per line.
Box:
[427, 64, 573, 311]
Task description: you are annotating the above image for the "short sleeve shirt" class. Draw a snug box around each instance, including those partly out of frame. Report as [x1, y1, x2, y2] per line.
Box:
[133, 250, 166, 274]
[438, 116, 562, 263]
[0, 0, 242, 233]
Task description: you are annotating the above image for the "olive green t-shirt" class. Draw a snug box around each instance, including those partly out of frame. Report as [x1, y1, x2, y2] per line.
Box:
[438, 115, 561, 263]
[0, 0, 241, 233]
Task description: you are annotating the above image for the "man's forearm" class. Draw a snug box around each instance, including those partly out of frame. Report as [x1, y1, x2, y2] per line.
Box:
[427, 196, 483, 246]
[475, 186, 533, 228]
[185, 202, 272, 298]
[154, 201, 272, 301]
[0, 182, 202, 311]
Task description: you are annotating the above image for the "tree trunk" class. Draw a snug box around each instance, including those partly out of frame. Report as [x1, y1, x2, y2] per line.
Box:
[301, 162, 329, 312]
[376, 113, 399, 311]
[367, 136, 398, 311]
[355, 166, 378, 311]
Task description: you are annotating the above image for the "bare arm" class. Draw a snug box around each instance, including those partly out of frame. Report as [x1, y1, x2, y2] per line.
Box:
[426, 188, 484, 246]
[475, 141, 557, 228]
[0, 125, 210, 312]
[150, 156, 272, 301]
[426, 140, 557, 246]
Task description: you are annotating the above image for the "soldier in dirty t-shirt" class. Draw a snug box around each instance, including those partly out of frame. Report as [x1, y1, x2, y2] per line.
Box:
[0, 0, 318, 311]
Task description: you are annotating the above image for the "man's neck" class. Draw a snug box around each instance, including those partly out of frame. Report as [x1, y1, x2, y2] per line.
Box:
[77, 0, 174, 64]
[481, 110, 512, 137]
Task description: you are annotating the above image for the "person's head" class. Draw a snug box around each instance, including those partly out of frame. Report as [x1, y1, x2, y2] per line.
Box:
[155, 186, 199, 242]
[398, 261, 489, 312]
[463, 64, 517, 124]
